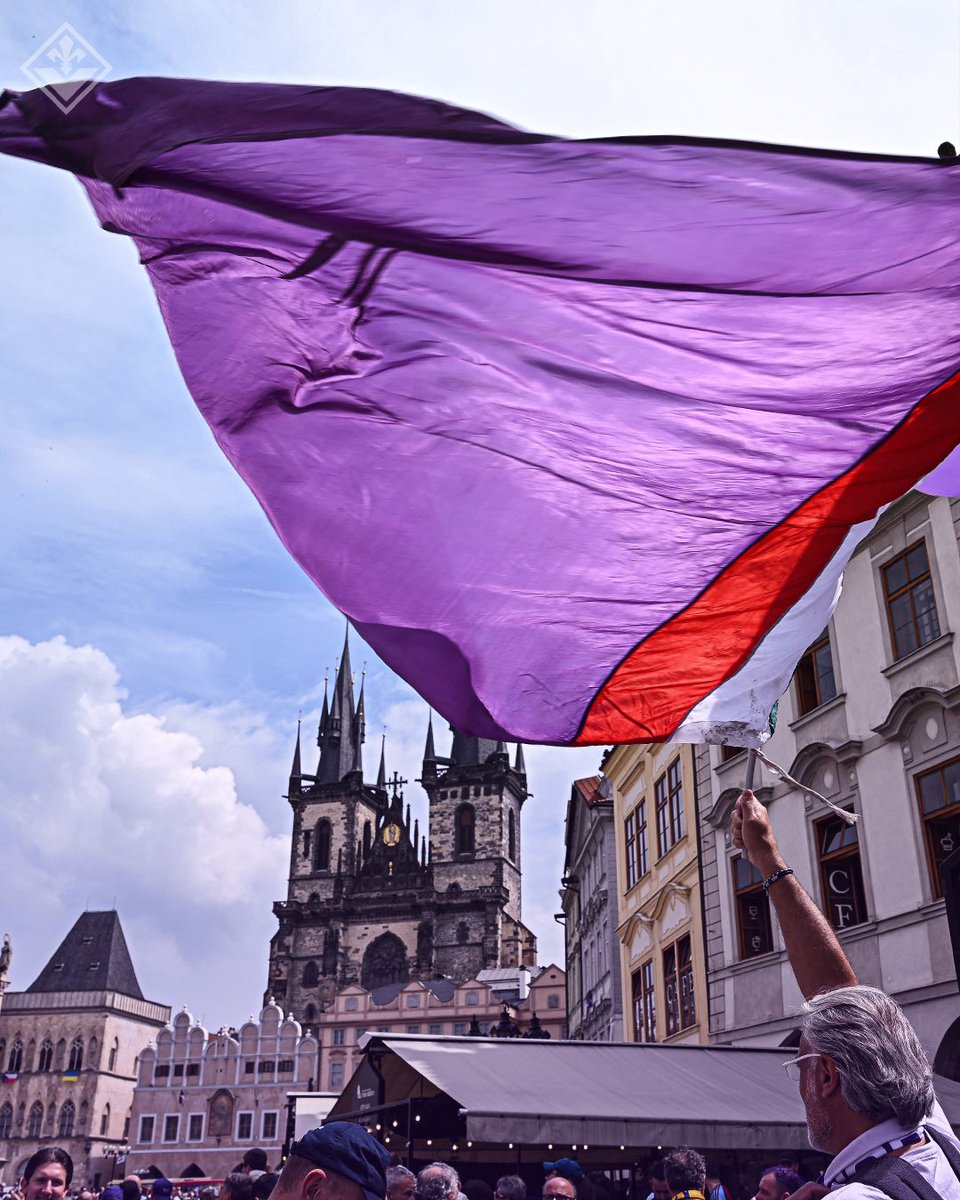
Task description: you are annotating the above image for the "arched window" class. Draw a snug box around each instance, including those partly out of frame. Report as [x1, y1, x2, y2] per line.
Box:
[100, 1102, 111, 1136]
[455, 804, 475, 855]
[38, 1038, 53, 1072]
[54, 1038, 66, 1072]
[508, 809, 516, 862]
[361, 932, 409, 991]
[88, 1037, 99, 1067]
[0, 1040, 5, 1068]
[68, 1036, 84, 1072]
[27, 1102, 44, 1138]
[108, 1038, 119, 1071]
[0, 1103, 12, 1138]
[7, 1038, 23, 1074]
[58, 1101, 76, 1138]
[314, 819, 332, 871]
[456, 921, 469, 945]
[302, 960, 319, 988]
[79, 1100, 88, 1130]
[25, 1040, 36, 1071]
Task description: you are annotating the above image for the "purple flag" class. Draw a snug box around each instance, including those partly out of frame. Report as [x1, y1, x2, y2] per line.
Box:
[1, 78, 958, 745]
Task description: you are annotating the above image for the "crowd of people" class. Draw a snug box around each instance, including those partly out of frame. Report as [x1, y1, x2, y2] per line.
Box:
[7, 793, 960, 1200]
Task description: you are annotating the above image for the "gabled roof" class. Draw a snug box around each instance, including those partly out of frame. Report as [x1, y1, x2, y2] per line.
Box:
[27, 911, 145, 999]
[573, 775, 607, 806]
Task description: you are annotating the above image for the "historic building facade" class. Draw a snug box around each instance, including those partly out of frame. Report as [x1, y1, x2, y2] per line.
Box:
[265, 634, 537, 1022]
[606, 743, 708, 1045]
[560, 776, 624, 1041]
[698, 491, 960, 1074]
[126, 1001, 318, 1180]
[0, 912, 170, 1188]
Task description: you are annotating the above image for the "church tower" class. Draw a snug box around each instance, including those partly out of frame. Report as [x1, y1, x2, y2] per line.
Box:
[266, 637, 537, 1023]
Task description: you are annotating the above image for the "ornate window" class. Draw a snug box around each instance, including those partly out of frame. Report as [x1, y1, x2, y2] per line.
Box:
[7, 1038, 23, 1074]
[108, 1038, 119, 1072]
[302, 960, 319, 988]
[68, 1036, 84, 1072]
[882, 541, 941, 660]
[361, 932, 409, 990]
[916, 755, 960, 899]
[0, 1102, 11, 1138]
[733, 858, 773, 959]
[58, 1101, 76, 1138]
[508, 809, 516, 862]
[25, 1040, 35, 1072]
[454, 804, 475, 855]
[100, 1103, 111, 1136]
[314, 819, 332, 871]
[38, 1037, 54, 1072]
[795, 627, 838, 715]
[655, 758, 685, 858]
[816, 808, 868, 930]
[663, 935, 695, 1036]
[631, 960, 656, 1042]
[27, 1101, 44, 1138]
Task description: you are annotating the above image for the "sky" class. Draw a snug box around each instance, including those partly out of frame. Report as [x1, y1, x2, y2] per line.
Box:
[0, 0, 957, 1028]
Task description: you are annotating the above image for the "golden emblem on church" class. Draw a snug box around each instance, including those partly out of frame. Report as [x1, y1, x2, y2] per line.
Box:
[382, 822, 401, 847]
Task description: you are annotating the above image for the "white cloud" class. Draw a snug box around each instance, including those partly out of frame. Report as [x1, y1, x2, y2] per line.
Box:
[0, 635, 288, 1025]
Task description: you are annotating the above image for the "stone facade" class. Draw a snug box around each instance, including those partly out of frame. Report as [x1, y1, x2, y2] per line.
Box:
[266, 636, 537, 1024]
[606, 743, 708, 1045]
[0, 913, 170, 1188]
[698, 491, 960, 1073]
[560, 777, 624, 1041]
[125, 1001, 318, 1180]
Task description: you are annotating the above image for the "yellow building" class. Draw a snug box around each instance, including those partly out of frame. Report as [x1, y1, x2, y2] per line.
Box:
[607, 742, 708, 1044]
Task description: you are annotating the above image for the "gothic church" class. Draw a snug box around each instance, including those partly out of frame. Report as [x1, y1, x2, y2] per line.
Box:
[265, 634, 537, 1021]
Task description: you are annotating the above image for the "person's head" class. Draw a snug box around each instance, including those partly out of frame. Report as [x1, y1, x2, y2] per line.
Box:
[253, 1175, 280, 1200]
[494, 1179, 526, 1200]
[776, 1159, 798, 1177]
[124, 1181, 143, 1198]
[387, 1167, 416, 1200]
[221, 1176, 254, 1200]
[78, 1189, 96, 1200]
[243, 1152, 270, 1177]
[21, 1150, 74, 1200]
[796, 985, 934, 1153]
[199, 1188, 218, 1200]
[153, 1181, 174, 1200]
[646, 1162, 669, 1200]
[543, 1158, 580, 1200]
[272, 1123, 391, 1200]
[663, 1150, 705, 1198]
[103, 1188, 124, 1200]
[753, 1169, 802, 1200]
[122, 1179, 142, 1200]
[416, 1165, 460, 1200]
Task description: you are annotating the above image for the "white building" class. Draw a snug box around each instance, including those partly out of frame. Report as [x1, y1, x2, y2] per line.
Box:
[697, 490, 960, 1073]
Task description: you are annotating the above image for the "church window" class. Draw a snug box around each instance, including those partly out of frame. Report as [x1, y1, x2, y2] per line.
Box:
[108, 1038, 118, 1071]
[28, 1102, 44, 1138]
[457, 922, 469, 945]
[314, 819, 332, 871]
[7, 1038, 23, 1074]
[361, 932, 409, 990]
[139, 1115, 155, 1144]
[455, 804, 476, 855]
[0, 1103, 12, 1138]
[68, 1036, 84, 1072]
[25, 1040, 35, 1071]
[916, 755, 960, 899]
[100, 1103, 111, 1136]
[508, 809, 516, 861]
[78, 1100, 88, 1129]
[302, 830, 311, 858]
[58, 1101, 76, 1138]
[302, 960, 320, 988]
[54, 1038, 66, 1072]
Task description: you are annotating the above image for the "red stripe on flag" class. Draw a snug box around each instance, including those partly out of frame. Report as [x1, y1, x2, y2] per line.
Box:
[576, 370, 960, 744]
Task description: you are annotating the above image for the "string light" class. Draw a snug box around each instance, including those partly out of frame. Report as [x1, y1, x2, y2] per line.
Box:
[415, 1115, 422, 1123]
[508, 1143, 514, 1150]
[392, 1121, 398, 1128]
[426, 1139, 432, 1147]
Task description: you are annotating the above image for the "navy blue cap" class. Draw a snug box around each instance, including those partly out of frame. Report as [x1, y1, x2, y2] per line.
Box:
[291, 1123, 390, 1200]
[544, 1161, 582, 1185]
[151, 1184, 173, 1199]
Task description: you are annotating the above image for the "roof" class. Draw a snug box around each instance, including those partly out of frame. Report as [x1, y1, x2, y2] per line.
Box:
[27, 911, 145, 998]
[573, 776, 608, 806]
[332, 1034, 960, 1151]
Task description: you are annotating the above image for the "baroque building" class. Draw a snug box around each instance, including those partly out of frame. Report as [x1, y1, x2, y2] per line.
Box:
[697, 491, 960, 1072]
[0, 912, 170, 1188]
[265, 634, 537, 1024]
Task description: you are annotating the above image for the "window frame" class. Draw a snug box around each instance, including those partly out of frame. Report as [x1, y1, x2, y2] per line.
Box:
[655, 759, 685, 858]
[236, 1111, 254, 1140]
[188, 1113, 204, 1142]
[262, 1110, 279, 1140]
[162, 1113, 180, 1143]
[881, 540, 941, 661]
[732, 857, 774, 960]
[915, 754, 960, 900]
[794, 627, 838, 715]
[815, 807, 868, 931]
[138, 1114, 156, 1145]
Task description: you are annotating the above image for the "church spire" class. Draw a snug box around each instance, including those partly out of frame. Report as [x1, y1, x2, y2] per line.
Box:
[514, 742, 526, 775]
[449, 725, 499, 766]
[377, 736, 387, 791]
[421, 711, 438, 779]
[317, 626, 362, 783]
[288, 718, 302, 796]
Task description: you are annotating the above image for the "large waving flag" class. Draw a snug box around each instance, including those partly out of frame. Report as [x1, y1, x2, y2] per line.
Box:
[1, 78, 958, 746]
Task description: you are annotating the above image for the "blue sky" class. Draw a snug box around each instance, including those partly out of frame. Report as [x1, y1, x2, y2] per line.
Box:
[0, 0, 957, 1025]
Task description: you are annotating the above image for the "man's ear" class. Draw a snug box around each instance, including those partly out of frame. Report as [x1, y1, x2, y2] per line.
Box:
[301, 1169, 328, 1200]
[817, 1054, 841, 1099]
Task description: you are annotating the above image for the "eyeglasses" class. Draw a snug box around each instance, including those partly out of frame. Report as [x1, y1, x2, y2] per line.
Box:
[783, 1052, 820, 1080]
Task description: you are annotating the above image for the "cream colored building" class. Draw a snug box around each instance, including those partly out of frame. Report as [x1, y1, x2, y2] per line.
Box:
[698, 491, 960, 1073]
[607, 743, 707, 1044]
[0, 912, 170, 1188]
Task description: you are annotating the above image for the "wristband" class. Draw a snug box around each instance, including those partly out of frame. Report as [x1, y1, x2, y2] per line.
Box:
[762, 866, 794, 893]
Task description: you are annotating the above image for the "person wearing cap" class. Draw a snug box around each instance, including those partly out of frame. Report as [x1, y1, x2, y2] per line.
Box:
[542, 1160, 580, 1200]
[103, 1187, 124, 1200]
[269, 1123, 390, 1200]
[152, 1180, 175, 1200]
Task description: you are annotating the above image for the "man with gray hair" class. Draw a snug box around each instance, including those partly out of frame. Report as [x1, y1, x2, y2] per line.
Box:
[416, 1164, 461, 1200]
[387, 1167, 416, 1200]
[663, 1149, 706, 1200]
[735, 789, 960, 1199]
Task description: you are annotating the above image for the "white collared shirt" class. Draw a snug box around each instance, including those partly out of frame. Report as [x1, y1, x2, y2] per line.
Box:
[826, 1100, 960, 1198]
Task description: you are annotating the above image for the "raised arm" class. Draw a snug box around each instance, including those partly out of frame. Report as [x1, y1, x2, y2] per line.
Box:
[732, 789, 858, 998]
